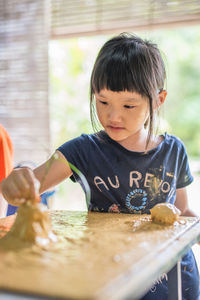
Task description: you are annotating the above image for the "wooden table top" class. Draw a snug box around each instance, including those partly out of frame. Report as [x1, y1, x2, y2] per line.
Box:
[0, 211, 200, 300]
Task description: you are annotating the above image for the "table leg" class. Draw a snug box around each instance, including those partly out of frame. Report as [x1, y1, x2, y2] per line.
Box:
[168, 260, 182, 300]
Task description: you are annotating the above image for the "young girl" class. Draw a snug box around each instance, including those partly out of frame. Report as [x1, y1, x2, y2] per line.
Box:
[1, 33, 199, 299]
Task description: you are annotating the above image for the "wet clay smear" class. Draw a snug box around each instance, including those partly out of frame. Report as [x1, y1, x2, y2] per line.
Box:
[0, 202, 57, 251]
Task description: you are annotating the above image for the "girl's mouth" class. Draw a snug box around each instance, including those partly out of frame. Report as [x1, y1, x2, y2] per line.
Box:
[107, 125, 124, 131]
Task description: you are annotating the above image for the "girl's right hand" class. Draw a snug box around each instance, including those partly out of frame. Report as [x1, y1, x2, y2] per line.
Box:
[0, 168, 40, 206]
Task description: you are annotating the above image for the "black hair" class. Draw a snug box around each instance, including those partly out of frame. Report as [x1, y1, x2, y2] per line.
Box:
[90, 32, 166, 148]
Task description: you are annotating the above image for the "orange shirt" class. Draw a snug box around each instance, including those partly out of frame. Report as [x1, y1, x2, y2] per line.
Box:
[0, 124, 13, 182]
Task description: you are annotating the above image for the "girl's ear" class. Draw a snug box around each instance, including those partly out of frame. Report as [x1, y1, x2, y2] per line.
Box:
[158, 89, 167, 106]
[153, 90, 167, 110]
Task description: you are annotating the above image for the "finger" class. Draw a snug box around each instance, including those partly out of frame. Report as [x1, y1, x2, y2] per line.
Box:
[17, 198, 26, 204]
[21, 168, 41, 202]
[33, 178, 41, 202]
[34, 178, 40, 193]
[11, 198, 26, 206]
[16, 168, 37, 200]
[29, 177, 40, 203]
[12, 171, 31, 197]
[1, 180, 22, 205]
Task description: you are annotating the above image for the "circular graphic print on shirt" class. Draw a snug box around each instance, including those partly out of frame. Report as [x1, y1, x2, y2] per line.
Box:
[125, 189, 147, 213]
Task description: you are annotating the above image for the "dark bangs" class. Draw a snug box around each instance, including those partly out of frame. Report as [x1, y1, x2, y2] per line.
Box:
[91, 48, 143, 94]
[90, 34, 165, 98]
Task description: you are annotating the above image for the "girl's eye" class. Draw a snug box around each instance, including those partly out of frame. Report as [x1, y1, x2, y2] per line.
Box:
[124, 105, 135, 109]
[99, 100, 108, 105]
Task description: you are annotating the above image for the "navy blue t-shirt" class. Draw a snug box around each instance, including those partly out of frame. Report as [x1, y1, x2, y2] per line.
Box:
[57, 131, 199, 299]
[58, 131, 193, 214]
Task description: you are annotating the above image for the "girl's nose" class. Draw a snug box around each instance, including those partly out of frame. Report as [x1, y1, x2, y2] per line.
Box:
[108, 108, 122, 122]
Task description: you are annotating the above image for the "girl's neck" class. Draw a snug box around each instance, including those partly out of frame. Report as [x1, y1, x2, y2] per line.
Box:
[117, 129, 162, 152]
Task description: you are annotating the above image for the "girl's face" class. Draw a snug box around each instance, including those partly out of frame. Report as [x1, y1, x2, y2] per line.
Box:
[95, 89, 149, 144]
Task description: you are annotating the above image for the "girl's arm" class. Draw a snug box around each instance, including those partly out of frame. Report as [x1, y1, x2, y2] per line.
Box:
[0, 150, 72, 206]
[175, 187, 198, 218]
[34, 150, 72, 194]
[175, 187, 200, 246]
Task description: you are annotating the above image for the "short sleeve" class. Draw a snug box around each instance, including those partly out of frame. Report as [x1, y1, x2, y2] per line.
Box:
[57, 134, 90, 183]
[176, 141, 193, 189]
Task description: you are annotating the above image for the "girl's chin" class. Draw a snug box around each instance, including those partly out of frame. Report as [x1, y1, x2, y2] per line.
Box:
[106, 130, 129, 142]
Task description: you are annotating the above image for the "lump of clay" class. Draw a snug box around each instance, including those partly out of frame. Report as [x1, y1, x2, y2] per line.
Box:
[0, 201, 57, 250]
[150, 203, 181, 225]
